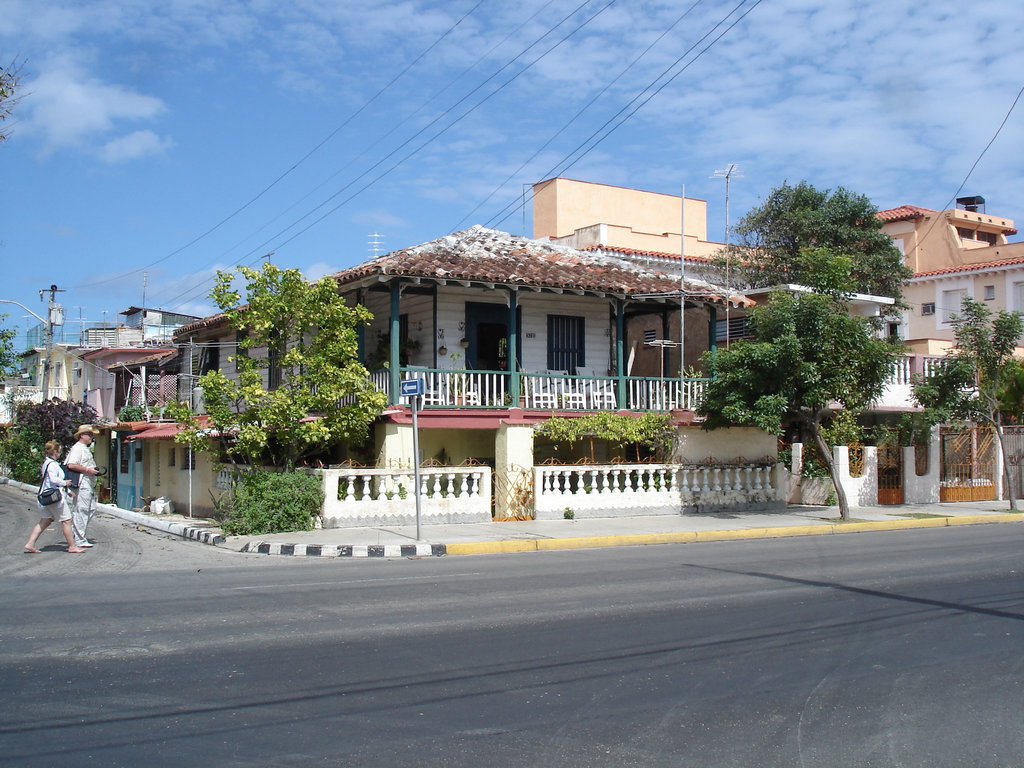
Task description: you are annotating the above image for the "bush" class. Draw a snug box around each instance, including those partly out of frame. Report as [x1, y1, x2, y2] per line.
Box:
[219, 470, 323, 536]
[0, 426, 44, 484]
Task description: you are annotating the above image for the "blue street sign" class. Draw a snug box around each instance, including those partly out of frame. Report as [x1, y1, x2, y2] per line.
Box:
[400, 378, 425, 397]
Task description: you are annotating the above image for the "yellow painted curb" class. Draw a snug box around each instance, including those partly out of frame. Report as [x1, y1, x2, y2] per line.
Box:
[441, 514, 1023, 555]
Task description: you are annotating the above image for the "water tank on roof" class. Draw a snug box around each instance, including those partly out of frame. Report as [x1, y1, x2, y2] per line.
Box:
[956, 195, 985, 213]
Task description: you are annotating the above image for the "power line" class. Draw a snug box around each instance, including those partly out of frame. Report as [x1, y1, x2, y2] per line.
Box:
[452, 0, 708, 232]
[484, 0, 764, 231]
[76, 1, 487, 291]
[159, 0, 618, 313]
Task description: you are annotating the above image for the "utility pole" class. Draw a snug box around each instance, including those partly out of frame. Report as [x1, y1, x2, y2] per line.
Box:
[39, 284, 66, 401]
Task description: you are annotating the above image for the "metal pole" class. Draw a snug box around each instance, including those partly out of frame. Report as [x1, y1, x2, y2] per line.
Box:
[680, 184, 686, 384]
[411, 394, 422, 540]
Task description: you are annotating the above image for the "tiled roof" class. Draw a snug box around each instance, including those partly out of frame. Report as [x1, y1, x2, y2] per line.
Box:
[876, 205, 936, 222]
[111, 349, 178, 370]
[331, 226, 751, 308]
[174, 312, 230, 338]
[580, 244, 715, 264]
[914, 254, 1024, 278]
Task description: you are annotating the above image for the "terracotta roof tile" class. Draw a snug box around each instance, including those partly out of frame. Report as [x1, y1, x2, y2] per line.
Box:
[331, 226, 751, 308]
[915, 254, 1024, 278]
[876, 205, 936, 222]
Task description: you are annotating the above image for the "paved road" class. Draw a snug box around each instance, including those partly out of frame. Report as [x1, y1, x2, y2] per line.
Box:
[2, 487, 1024, 767]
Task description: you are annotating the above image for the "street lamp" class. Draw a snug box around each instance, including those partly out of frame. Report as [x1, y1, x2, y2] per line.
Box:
[1, 288, 64, 401]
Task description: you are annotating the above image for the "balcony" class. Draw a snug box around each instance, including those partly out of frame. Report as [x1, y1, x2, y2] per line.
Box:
[374, 368, 709, 411]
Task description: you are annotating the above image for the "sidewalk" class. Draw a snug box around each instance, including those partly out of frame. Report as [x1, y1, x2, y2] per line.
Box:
[5, 477, 1021, 558]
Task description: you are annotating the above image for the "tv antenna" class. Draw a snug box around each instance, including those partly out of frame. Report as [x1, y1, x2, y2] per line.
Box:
[368, 233, 385, 258]
[712, 164, 743, 346]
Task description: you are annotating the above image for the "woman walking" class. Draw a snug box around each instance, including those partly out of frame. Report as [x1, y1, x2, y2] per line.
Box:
[24, 440, 85, 554]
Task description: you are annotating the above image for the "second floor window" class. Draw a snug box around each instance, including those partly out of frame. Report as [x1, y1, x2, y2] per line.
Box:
[547, 315, 585, 373]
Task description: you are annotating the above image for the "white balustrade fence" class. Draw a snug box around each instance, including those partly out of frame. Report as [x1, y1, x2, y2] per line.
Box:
[533, 462, 783, 519]
[317, 466, 492, 528]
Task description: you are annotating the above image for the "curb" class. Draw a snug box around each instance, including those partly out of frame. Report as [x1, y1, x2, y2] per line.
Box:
[240, 541, 447, 558]
[443, 513, 1024, 556]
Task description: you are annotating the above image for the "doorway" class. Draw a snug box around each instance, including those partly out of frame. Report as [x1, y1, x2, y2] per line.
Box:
[465, 302, 520, 371]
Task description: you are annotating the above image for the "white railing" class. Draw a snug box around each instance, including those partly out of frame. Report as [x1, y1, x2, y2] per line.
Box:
[533, 462, 782, 519]
[375, 368, 709, 411]
[317, 466, 492, 527]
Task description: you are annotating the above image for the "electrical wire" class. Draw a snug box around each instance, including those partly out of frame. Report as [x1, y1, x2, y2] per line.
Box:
[75, 0, 487, 291]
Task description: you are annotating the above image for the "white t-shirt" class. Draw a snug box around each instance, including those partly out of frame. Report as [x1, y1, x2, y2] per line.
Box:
[66, 440, 97, 492]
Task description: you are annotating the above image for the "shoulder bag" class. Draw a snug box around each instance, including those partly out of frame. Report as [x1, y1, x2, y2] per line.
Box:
[37, 460, 62, 506]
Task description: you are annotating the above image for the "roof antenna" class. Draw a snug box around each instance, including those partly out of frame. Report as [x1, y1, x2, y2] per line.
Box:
[711, 164, 743, 347]
[368, 233, 384, 258]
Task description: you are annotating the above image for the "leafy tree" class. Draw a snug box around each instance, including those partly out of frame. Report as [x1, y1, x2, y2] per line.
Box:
[0, 399, 99, 483]
[913, 297, 1024, 510]
[698, 290, 901, 520]
[719, 181, 910, 308]
[170, 263, 386, 471]
[0, 314, 18, 375]
[0, 59, 24, 143]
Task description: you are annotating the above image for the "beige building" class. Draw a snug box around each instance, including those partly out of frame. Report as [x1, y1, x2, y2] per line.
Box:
[533, 177, 723, 260]
[878, 198, 1024, 355]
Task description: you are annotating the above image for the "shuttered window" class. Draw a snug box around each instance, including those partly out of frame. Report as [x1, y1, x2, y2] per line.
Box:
[547, 315, 585, 373]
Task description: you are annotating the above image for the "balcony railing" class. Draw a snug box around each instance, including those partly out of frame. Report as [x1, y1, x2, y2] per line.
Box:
[372, 368, 709, 411]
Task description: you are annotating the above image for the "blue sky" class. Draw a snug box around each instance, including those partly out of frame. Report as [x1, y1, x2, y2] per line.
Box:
[2, 0, 1022, 349]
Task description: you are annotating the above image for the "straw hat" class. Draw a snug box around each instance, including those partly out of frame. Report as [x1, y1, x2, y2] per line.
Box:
[73, 424, 99, 438]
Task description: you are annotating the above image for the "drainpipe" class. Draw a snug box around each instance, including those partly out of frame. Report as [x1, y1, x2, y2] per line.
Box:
[390, 282, 401, 406]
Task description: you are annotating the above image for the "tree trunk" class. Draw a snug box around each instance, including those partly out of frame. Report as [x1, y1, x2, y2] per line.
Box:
[810, 421, 850, 520]
[992, 418, 1017, 511]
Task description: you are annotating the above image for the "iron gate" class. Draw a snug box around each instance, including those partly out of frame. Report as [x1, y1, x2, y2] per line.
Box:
[939, 427, 996, 502]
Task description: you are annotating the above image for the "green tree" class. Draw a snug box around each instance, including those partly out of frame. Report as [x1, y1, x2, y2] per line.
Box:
[720, 181, 910, 307]
[1, 59, 24, 143]
[698, 290, 900, 520]
[913, 297, 1024, 510]
[0, 313, 18, 375]
[171, 263, 386, 471]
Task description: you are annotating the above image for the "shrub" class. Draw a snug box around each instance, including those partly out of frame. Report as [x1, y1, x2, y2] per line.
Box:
[219, 470, 323, 536]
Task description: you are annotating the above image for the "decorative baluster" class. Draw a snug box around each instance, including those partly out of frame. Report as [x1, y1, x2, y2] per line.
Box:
[459, 472, 469, 497]
[700, 468, 710, 492]
[344, 475, 356, 501]
[710, 467, 721, 492]
[360, 474, 371, 500]
[432, 472, 442, 497]
[752, 466, 763, 490]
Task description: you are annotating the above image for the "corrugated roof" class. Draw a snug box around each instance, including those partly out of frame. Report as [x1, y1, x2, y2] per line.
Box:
[331, 225, 751, 308]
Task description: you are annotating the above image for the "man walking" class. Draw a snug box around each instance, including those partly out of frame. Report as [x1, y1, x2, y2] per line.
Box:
[65, 424, 105, 548]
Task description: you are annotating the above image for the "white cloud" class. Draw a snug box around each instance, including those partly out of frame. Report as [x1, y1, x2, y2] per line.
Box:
[25, 58, 167, 155]
[98, 129, 174, 163]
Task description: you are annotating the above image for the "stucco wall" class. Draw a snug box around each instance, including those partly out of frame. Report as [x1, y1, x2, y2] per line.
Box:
[673, 426, 777, 463]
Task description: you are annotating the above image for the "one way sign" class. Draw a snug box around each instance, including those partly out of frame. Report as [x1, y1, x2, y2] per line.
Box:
[400, 378, 425, 397]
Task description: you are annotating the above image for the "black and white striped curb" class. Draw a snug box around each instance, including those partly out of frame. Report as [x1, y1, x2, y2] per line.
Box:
[240, 542, 447, 558]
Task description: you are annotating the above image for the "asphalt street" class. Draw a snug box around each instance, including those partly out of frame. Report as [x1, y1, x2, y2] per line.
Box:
[2, 485, 1023, 768]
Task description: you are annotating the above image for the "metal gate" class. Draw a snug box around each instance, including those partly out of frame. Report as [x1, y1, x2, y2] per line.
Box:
[877, 441, 904, 505]
[940, 427, 996, 502]
[1000, 426, 1024, 500]
[493, 464, 534, 521]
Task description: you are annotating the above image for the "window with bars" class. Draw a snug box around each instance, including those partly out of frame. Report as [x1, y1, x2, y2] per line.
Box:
[547, 315, 585, 373]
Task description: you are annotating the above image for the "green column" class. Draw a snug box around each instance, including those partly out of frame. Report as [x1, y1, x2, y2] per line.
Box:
[615, 299, 625, 409]
[508, 290, 520, 404]
[390, 281, 401, 405]
[708, 305, 717, 355]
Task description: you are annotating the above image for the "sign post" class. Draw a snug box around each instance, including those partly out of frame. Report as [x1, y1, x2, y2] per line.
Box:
[399, 378, 426, 539]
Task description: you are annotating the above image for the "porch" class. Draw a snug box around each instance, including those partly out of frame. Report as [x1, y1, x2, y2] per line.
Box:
[373, 368, 709, 411]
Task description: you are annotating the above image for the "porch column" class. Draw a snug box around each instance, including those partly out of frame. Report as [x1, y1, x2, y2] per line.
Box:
[356, 288, 366, 363]
[707, 305, 717, 356]
[508, 289, 520, 403]
[389, 281, 401, 406]
[615, 299, 625, 408]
